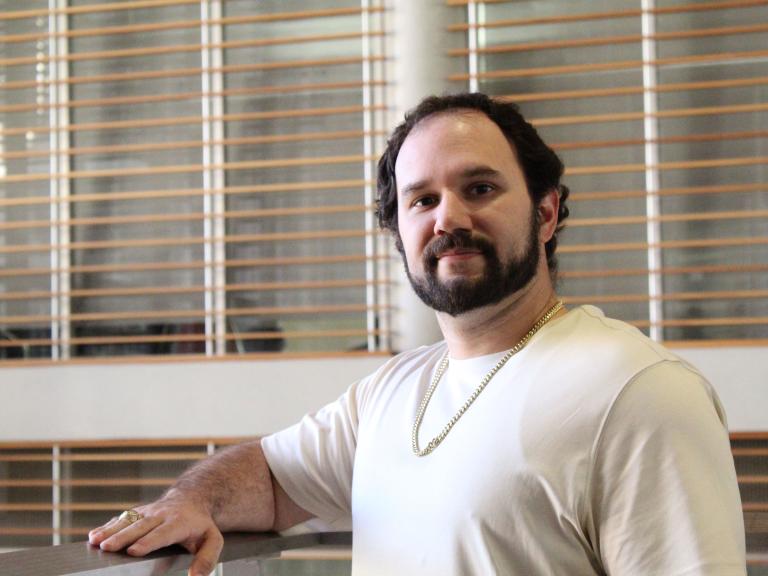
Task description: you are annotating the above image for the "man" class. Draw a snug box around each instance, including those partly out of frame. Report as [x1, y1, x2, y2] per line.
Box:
[89, 93, 746, 575]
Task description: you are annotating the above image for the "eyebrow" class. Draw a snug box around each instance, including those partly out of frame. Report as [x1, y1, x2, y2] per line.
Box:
[400, 179, 430, 200]
[460, 166, 503, 180]
[399, 165, 504, 199]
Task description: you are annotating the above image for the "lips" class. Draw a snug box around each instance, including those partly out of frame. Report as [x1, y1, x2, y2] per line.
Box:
[437, 249, 482, 259]
[422, 231, 493, 271]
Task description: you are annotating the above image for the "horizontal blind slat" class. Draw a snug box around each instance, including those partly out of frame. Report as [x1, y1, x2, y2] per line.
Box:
[0, 104, 386, 136]
[0, 229, 382, 255]
[557, 236, 768, 253]
[0, 329, 386, 349]
[567, 209, 768, 227]
[0, 55, 386, 91]
[0, 6, 386, 44]
[552, 130, 768, 152]
[0, 31, 385, 68]
[0, 278, 387, 301]
[0, 179, 373, 208]
[0, 478, 174, 487]
[449, 49, 768, 81]
[0, 4, 384, 24]
[0, 254, 386, 280]
[560, 263, 768, 279]
[448, 23, 768, 56]
[499, 76, 768, 103]
[562, 290, 768, 304]
[0, 438, 246, 449]
[0, 304, 387, 326]
[0, 0, 198, 21]
[0, 81, 387, 115]
[0, 349, 392, 368]
[0, 204, 371, 232]
[572, 182, 766, 201]
[0, 503, 137, 512]
[0, 154, 379, 183]
[0, 129, 385, 160]
[532, 103, 768, 127]
[446, 0, 768, 29]
[565, 156, 768, 176]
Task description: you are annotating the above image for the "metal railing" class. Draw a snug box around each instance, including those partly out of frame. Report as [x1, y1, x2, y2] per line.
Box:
[0, 531, 352, 576]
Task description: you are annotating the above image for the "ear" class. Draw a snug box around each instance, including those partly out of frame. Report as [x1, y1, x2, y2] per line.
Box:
[537, 188, 559, 244]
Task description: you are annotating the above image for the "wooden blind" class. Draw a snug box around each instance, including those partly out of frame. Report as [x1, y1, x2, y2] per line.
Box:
[0, 0, 391, 365]
[448, 0, 768, 346]
[0, 437, 239, 548]
[0, 434, 766, 564]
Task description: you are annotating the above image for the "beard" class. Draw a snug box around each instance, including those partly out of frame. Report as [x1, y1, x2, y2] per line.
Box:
[401, 208, 540, 317]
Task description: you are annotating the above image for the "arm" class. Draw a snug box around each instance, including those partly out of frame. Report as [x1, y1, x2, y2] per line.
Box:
[586, 362, 746, 575]
[88, 438, 312, 576]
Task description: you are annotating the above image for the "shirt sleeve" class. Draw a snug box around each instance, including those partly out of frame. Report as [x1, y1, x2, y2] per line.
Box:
[586, 360, 746, 576]
[261, 378, 365, 525]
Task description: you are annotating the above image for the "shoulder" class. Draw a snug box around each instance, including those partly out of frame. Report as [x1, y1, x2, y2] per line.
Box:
[527, 306, 723, 458]
[374, 340, 447, 374]
[559, 305, 681, 366]
[543, 305, 709, 399]
[560, 306, 722, 421]
[583, 360, 742, 572]
[353, 341, 447, 414]
[586, 356, 731, 503]
[600, 360, 727, 441]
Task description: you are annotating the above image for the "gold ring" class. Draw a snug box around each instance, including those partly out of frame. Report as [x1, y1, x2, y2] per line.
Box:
[118, 509, 144, 524]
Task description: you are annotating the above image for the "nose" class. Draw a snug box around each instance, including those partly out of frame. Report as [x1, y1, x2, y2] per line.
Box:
[433, 192, 472, 236]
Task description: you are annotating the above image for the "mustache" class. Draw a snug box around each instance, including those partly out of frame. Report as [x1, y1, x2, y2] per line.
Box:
[423, 231, 495, 266]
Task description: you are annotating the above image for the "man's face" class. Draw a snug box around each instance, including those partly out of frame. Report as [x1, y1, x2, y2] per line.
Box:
[394, 111, 543, 316]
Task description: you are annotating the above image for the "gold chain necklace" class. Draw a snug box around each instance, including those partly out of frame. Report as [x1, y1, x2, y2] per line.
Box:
[411, 300, 564, 457]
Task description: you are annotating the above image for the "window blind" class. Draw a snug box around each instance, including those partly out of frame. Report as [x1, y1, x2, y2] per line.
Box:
[448, 0, 768, 346]
[0, 0, 391, 364]
[0, 438, 231, 548]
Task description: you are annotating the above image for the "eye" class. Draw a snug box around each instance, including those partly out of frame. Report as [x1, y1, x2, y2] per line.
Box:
[469, 183, 495, 197]
[412, 195, 437, 209]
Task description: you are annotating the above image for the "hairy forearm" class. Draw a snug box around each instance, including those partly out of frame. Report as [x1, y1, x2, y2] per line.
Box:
[166, 438, 275, 532]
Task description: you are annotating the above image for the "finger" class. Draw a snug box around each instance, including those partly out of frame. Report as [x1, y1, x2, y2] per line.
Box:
[88, 516, 121, 545]
[126, 517, 199, 557]
[90, 507, 150, 544]
[89, 514, 135, 546]
[99, 516, 162, 553]
[187, 527, 224, 576]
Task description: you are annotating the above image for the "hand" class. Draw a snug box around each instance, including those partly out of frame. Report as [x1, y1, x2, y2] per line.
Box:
[88, 491, 224, 576]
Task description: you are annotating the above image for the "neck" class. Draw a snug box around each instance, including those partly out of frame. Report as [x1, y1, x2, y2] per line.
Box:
[435, 267, 562, 359]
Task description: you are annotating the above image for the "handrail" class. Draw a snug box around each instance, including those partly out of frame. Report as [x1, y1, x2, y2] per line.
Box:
[0, 531, 352, 576]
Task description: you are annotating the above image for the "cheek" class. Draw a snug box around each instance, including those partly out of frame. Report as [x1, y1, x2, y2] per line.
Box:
[397, 220, 429, 267]
[399, 228, 420, 260]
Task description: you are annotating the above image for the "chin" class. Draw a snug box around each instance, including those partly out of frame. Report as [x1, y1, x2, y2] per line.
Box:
[438, 272, 484, 287]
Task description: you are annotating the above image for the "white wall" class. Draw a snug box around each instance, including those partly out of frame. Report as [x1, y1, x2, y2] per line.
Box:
[0, 346, 764, 442]
[0, 357, 387, 441]
[676, 347, 767, 431]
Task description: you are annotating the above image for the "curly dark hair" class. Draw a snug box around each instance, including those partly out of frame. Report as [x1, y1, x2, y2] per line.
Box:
[376, 92, 570, 278]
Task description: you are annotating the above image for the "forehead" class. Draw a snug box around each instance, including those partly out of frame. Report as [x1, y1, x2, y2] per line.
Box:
[394, 110, 522, 189]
